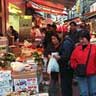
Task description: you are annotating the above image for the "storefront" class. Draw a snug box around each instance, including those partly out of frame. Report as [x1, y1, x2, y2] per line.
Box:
[8, 3, 22, 32]
[4, 0, 33, 42]
[84, 2, 96, 35]
[3, 0, 23, 32]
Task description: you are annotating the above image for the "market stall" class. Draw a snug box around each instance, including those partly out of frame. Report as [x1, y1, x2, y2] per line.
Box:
[0, 38, 48, 96]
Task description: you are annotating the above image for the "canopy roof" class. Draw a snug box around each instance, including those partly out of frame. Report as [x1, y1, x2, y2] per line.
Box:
[31, 0, 64, 10]
[31, 0, 76, 9]
[27, 0, 66, 15]
[84, 11, 96, 19]
[29, 0, 76, 15]
[7, 0, 76, 15]
[45, 0, 76, 9]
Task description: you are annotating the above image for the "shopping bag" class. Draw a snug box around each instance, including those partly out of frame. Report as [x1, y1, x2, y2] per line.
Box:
[47, 57, 59, 74]
[75, 64, 86, 77]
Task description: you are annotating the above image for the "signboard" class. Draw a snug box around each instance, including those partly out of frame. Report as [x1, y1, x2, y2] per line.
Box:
[0, 71, 12, 96]
[14, 78, 38, 93]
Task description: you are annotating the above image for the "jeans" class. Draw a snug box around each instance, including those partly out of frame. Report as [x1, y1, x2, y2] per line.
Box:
[77, 75, 96, 96]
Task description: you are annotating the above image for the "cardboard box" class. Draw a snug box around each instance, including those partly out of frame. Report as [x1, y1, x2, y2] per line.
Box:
[12, 71, 36, 79]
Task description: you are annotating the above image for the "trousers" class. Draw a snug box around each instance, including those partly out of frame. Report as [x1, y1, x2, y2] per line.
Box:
[77, 75, 96, 96]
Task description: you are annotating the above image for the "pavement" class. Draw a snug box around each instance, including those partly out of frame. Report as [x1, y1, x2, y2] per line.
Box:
[42, 72, 80, 96]
[39, 80, 80, 96]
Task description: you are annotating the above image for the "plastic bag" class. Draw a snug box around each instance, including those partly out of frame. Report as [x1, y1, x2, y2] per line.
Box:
[47, 57, 59, 74]
[11, 62, 25, 72]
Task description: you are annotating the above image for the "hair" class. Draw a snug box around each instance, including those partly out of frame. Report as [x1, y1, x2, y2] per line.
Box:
[40, 28, 46, 33]
[52, 23, 57, 29]
[47, 24, 52, 27]
[79, 30, 90, 41]
[69, 21, 77, 26]
[51, 33, 61, 42]
[9, 26, 13, 30]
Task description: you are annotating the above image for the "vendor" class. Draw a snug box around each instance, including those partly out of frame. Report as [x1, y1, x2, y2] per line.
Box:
[6, 26, 19, 43]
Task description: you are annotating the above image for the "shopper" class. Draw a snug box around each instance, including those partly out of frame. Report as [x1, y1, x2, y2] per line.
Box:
[44, 24, 57, 49]
[30, 26, 36, 42]
[54, 21, 80, 96]
[46, 33, 61, 96]
[70, 30, 96, 96]
[80, 20, 90, 32]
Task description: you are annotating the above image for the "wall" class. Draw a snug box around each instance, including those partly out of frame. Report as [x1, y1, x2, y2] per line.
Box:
[9, 14, 19, 32]
[5, 0, 25, 33]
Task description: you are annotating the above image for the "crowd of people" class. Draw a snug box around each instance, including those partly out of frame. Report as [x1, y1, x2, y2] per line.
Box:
[41, 21, 96, 96]
[5, 20, 96, 96]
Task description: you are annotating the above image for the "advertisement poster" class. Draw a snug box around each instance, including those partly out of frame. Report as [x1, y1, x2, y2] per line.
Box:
[14, 78, 38, 92]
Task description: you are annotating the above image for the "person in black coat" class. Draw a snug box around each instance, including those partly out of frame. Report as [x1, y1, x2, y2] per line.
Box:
[7, 26, 19, 42]
[54, 21, 80, 96]
[45, 33, 61, 96]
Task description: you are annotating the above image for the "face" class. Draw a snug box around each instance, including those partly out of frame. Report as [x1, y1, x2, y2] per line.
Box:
[47, 26, 53, 31]
[8, 27, 12, 32]
[79, 37, 89, 45]
[70, 24, 77, 31]
[51, 36, 59, 45]
[81, 22, 86, 27]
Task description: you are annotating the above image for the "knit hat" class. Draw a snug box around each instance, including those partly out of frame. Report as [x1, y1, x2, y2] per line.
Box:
[80, 30, 90, 41]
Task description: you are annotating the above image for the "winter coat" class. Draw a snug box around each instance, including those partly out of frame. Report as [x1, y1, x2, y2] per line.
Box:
[70, 43, 96, 76]
[58, 37, 75, 73]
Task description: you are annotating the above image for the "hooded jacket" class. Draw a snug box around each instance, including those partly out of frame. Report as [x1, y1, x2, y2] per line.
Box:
[70, 43, 96, 76]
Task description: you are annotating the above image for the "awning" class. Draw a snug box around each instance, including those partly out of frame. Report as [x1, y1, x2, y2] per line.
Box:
[27, 1, 68, 15]
[45, 0, 76, 9]
[64, 17, 81, 23]
[31, 0, 64, 11]
[84, 11, 96, 19]
[7, 0, 76, 15]
[35, 8, 66, 15]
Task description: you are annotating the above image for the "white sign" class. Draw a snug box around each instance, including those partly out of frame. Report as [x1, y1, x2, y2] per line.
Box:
[0, 71, 12, 96]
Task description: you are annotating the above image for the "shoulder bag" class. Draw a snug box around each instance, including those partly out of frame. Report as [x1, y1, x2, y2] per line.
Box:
[75, 45, 92, 77]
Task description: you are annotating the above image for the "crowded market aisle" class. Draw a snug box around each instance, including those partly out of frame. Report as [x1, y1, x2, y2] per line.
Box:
[0, 0, 96, 95]
[0, 21, 88, 96]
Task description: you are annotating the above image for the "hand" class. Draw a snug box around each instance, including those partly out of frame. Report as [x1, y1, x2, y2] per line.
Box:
[48, 54, 51, 58]
[53, 55, 60, 60]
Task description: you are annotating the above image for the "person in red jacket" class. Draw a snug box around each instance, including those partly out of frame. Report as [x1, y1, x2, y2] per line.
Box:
[70, 30, 96, 96]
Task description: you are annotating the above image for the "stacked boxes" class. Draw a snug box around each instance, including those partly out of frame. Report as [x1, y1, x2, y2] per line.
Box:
[0, 37, 8, 53]
[0, 71, 12, 96]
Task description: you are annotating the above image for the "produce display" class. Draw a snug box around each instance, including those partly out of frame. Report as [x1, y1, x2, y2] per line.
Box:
[7, 92, 48, 96]
[0, 52, 16, 69]
[0, 37, 8, 53]
[0, 40, 45, 95]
